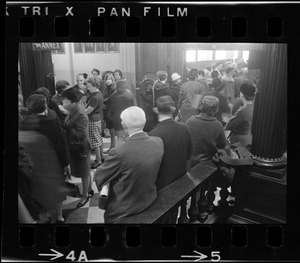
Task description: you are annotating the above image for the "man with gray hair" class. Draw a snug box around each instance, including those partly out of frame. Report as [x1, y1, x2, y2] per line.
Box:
[94, 106, 164, 223]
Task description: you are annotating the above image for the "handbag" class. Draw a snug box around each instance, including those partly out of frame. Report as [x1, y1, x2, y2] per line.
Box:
[69, 134, 87, 159]
[65, 181, 81, 198]
[98, 183, 110, 210]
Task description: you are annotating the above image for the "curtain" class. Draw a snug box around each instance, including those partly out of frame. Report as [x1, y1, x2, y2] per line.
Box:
[119, 43, 136, 95]
[135, 43, 186, 83]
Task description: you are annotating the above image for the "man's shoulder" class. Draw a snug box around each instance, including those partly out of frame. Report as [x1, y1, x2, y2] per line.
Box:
[150, 120, 189, 136]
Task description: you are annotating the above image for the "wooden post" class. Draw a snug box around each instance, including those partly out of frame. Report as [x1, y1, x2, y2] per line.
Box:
[178, 201, 189, 224]
[188, 192, 200, 223]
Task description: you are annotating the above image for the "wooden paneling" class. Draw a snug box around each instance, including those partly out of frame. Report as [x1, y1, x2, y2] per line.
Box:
[229, 166, 286, 224]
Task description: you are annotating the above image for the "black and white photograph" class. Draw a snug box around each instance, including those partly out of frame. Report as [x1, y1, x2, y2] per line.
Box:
[17, 42, 287, 225]
[4, 1, 299, 262]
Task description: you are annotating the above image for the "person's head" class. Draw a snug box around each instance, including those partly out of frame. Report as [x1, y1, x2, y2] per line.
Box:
[154, 95, 175, 115]
[211, 70, 219, 79]
[116, 79, 129, 92]
[188, 69, 198, 81]
[210, 78, 224, 92]
[226, 66, 235, 76]
[105, 73, 115, 87]
[199, 95, 219, 116]
[32, 87, 52, 105]
[26, 94, 47, 114]
[76, 73, 86, 88]
[82, 73, 88, 79]
[61, 87, 79, 111]
[240, 82, 256, 101]
[171, 72, 181, 84]
[120, 106, 146, 133]
[215, 62, 223, 71]
[113, 70, 123, 81]
[91, 68, 100, 77]
[156, 71, 168, 82]
[56, 80, 70, 95]
[198, 70, 205, 78]
[86, 76, 99, 93]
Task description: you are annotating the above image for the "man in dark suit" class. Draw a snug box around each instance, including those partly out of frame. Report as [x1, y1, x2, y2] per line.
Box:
[148, 96, 193, 191]
[94, 106, 164, 223]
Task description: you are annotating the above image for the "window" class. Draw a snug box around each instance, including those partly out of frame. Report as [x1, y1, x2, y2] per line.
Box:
[186, 50, 196, 62]
[242, 50, 249, 62]
[215, 50, 227, 60]
[197, 50, 213, 61]
[73, 43, 119, 54]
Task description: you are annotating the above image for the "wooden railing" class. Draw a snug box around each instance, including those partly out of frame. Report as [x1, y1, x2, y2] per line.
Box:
[118, 160, 218, 224]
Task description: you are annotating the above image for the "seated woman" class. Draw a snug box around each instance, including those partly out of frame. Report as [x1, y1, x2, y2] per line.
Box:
[185, 95, 228, 169]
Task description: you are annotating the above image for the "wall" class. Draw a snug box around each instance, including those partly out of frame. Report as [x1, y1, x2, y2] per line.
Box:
[51, 43, 134, 88]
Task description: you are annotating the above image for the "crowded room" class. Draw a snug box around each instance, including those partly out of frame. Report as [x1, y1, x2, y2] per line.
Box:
[18, 42, 287, 224]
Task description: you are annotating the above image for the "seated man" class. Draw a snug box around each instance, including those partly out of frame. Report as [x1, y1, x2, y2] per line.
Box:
[94, 106, 164, 223]
[149, 95, 192, 191]
[224, 82, 256, 149]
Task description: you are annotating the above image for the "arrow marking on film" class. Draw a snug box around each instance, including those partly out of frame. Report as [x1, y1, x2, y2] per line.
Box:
[39, 249, 64, 261]
[181, 250, 208, 262]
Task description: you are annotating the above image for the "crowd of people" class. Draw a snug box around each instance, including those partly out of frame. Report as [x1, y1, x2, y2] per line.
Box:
[18, 59, 257, 224]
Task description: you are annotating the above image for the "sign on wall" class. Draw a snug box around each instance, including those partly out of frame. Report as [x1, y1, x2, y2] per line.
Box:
[32, 42, 64, 51]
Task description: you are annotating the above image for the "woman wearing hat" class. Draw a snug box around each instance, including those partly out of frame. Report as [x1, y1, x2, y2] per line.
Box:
[224, 82, 256, 148]
[61, 87, 93, 208]
[170, 73, 182, 110]
[185, 95, 228, 169]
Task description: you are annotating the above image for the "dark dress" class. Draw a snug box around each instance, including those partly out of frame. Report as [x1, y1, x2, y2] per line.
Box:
[64, 104, 91, 178]
[103, 84, 115, 130]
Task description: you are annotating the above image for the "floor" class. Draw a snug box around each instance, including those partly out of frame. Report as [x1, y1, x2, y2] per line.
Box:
[47, 136, 222, 224]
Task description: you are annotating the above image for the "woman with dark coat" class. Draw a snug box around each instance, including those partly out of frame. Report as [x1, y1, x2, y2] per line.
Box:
[108, 79, 137, 146]
[22, 94, 69, 223]
[61, 87, 93, 207]
[185, 95, 228, 169]
[103, 73, 116, 151]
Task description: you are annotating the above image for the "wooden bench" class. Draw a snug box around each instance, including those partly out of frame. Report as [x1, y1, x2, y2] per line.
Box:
[118, 160, 217, 224]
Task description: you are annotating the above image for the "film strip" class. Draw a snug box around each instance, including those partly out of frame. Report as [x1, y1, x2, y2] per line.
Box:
[4, 1, 299, 262]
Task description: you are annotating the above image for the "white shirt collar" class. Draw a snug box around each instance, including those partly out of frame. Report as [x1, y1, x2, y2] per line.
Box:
[129, 131, 144, 138]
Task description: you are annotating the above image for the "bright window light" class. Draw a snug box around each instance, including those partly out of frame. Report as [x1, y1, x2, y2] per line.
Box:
[186, 50, 196, 62]
[215, 50, 227, 60]
[242, 50, 249, 62]
[197, 50, 213, 61]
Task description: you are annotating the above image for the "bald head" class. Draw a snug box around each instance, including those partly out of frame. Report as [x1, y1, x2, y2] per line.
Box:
[120, 106, 146, 132]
